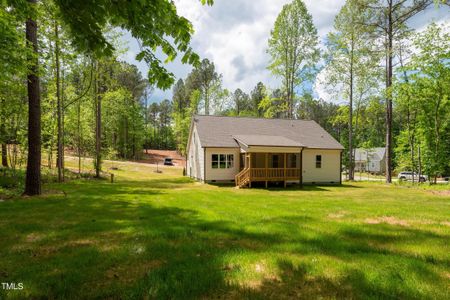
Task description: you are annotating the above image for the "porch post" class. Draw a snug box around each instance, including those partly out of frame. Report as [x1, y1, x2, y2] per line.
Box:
[245, 153, 248, 169]
[265, 153, 268, 188]
[284, 153, 287, 188]
[249, 152, 252, 188]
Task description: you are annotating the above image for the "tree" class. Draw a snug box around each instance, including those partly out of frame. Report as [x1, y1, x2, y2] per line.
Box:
[268, 0, 319, 119]
[324, 0, 381, 180]
[53, 20, 64, 182]
[393, 38, 419, 181]
[148, 102, 160, 148]
[0, 6, 25, 169]
[158, 99, 174, 149]
[171, 78, 190, 153]
[358, 0, 439, 183]
[94, 61, 103, 178]
[172, 79, 188, 116]
[24, 0, 42, 196]
[394, 23, 450, 182]
[7, 0, 213, 194]
[250, 82, 267, 117]
[258, 88, 287, 119]
[232, 89, 251, 116]
[186, 58, 221, 115]
[297, 95, 340, 139]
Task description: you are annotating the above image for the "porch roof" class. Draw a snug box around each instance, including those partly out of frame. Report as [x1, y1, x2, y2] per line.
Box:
[233, 135, 304, 148]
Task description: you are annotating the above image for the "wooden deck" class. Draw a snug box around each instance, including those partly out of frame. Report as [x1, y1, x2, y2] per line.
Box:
[235, 152, 302, 188]
[236, 167, 301, 188]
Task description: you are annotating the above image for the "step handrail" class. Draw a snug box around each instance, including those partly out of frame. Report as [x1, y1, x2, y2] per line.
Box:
[235, 168, 250, 187]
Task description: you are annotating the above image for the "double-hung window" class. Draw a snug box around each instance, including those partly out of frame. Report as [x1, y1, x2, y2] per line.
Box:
[212, 154, 234, 169]
[316, 155, 322, 168]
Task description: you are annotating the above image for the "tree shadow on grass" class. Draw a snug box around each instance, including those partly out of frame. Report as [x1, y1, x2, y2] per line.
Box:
[238, 260, 420, 300]
[0, 180, 448, 299]
[232, 226, 449, 299]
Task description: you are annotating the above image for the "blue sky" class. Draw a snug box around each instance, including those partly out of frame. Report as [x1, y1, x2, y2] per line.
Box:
[120, 0, 450, 105]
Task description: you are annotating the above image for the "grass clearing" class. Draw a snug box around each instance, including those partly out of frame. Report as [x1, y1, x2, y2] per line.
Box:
[0, 160, 449, 299]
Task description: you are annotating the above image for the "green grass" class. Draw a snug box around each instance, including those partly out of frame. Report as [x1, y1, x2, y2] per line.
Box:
[0, 160, 449, 299]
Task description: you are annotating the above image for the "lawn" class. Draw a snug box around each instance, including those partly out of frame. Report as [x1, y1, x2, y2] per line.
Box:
[0, 161, 449, 299]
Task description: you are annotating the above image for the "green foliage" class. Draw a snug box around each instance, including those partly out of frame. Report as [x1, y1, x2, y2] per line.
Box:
[250, 82, 267, 117]
[258, 88, 289, 119]
[324, 0, 380, 104]
[394, 23, 450, 178]
[268, 0, 320, 118]
[50, 0, 213, 89]
[297, 94, 340, 138]
[103, 88, 145, 159]
[185, 58, 222, 115]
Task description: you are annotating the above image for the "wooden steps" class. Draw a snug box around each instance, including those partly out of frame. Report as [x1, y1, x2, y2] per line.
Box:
[235, 168, 250, 188]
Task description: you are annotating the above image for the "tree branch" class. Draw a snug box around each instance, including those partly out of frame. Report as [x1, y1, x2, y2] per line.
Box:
[64, 59, 94, 109]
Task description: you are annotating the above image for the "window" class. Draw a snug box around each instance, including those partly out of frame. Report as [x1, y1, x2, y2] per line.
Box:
[211, 154, 234, 169]
[227, 154, 234, 168]
[316, 155, 322, 168]
[219, 154, 226, 168]
[212, 154, 219, 169]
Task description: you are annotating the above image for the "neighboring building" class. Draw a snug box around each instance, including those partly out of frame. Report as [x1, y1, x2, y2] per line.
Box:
[354, 147, 386, 174]
[186, 115, 344, 188]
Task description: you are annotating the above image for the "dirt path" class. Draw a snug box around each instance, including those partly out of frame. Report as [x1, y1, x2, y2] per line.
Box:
[139, 149, 186, 167]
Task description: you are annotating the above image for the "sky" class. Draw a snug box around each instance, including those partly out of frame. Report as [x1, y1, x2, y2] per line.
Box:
[121, 0, 450, 105]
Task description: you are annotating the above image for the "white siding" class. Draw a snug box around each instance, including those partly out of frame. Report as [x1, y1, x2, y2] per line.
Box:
[187, 125, 204, 181]
[302, 149, 341, 183]
[355, 159, 385, 173]
[205, 148, 241, 181]
[368, 160, 381, 173]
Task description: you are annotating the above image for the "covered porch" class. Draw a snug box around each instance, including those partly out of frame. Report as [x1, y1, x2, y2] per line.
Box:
[235, 151, 303, 188]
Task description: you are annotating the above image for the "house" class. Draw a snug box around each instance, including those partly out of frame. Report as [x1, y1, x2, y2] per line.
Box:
[186, 115, 344, 188]
[354, 147, 386, 174]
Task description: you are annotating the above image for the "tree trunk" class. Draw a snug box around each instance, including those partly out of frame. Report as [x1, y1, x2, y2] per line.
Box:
[55, 21, 63, 182]
[1, 98, 7, 167]
[384, 4, 393, 184]
[348, 39, 355, 181]
[399, 46, 415, 183]
[95, 62, 102, 178]
[1, 144, 7, 167]
[77, 96, 82, 175]
[204, 88, 209, 115]
[61, 59, 66, 179]
[24, 0, 41, 196]
[418, 144, 422, 183]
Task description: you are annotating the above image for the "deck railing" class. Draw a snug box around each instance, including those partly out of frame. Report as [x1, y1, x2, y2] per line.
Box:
[250, 168, 300, 180]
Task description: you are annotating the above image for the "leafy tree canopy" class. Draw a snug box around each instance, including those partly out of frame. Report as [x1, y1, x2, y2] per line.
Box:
[7, 0, 213, 90]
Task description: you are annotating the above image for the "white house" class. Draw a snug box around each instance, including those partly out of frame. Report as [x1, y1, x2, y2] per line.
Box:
[186, 115, 344, 188]
[354, 147, 386, 174]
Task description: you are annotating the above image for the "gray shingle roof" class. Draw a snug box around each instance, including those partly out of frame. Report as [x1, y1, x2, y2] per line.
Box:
[234, 135, 304, 147]
[193, 115, 344, 150]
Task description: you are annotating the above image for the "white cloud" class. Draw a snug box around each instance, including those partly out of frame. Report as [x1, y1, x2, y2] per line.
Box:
[171, 0, 348, 96]
[122, 0, 450, 103]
